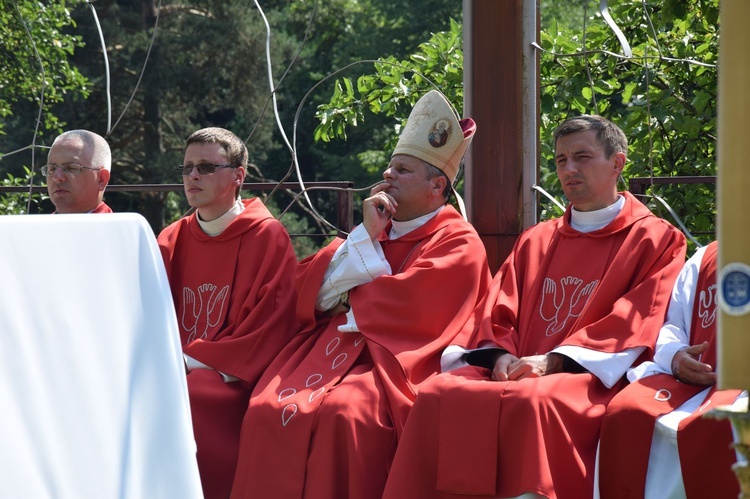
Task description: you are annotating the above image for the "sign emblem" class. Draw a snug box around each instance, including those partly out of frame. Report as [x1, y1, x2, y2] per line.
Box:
[719, 262, 750, 316]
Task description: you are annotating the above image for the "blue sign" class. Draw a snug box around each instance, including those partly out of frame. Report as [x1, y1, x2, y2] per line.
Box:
[720, 263, 750, 316]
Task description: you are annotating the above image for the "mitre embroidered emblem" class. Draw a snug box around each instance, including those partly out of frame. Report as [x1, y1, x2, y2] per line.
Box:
[428, 118, 451, 148]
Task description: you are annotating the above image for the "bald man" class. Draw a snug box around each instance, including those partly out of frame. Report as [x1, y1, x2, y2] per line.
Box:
[43, 130, 112, 213]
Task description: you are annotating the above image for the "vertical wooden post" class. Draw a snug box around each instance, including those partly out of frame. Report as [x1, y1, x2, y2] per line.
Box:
[463, 0, 538, 273]
[714, 1, 750, 495]
[717, 0, 750, 391]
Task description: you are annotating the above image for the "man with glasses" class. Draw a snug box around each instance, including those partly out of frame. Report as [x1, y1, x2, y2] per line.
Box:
[157, 127, 299, 499]
[43, 130, 112, 213]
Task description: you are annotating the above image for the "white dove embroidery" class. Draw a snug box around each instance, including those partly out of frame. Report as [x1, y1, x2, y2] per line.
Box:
[181, 283, 230, 343]
[698, 283, 717, 329]
[539, 277, 598, 336]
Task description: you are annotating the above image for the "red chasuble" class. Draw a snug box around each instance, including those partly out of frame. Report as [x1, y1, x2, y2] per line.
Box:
[91, 202, 113, 213]
[383, 192, 687, 499]
[157, 198, 298, 499]
[599, 241, 741, 499]
[53, 201, 112, 214]
[230, 205, 491, 499]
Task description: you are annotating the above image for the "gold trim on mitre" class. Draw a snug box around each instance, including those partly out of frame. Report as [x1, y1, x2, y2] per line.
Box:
[392, 90, 474, 184]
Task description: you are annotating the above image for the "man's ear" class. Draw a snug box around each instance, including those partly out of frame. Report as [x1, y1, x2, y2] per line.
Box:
[612, 152, 626, 174]
[236, 166, 246, 186]
[432, 174, 448, 196]
[98, 169, 111, 191]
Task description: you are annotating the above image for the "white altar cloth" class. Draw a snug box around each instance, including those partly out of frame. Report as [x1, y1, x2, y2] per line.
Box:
[0, 213, 202, 498]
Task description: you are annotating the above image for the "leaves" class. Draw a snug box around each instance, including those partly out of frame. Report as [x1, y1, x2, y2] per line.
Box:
[0, 167, 46, 214]
[538, 0, 719, 250]
[312, 1, 718, 253]
[0, 0, 718, 250]
[314, 19, 464, 146]
[0, 0, 89, 138]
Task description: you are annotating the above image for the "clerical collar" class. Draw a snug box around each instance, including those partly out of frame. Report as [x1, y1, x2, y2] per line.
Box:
[197, 198, 244, 236]
[389, 205, 444, 239]
[570, 195, 624, 233]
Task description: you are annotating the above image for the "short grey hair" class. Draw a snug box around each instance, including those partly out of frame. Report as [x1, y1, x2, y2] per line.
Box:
[53, 130, 112, 171]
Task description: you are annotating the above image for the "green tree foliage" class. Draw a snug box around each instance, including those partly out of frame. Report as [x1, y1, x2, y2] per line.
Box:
[315, 18, 464, 149]
[0, 168, 46, 215]
[538, 0, 719, 251]
[314, 0, 718, 253]
[0, 0, 89, 140]
[2, 0, 718, 256]
[262, 0, 462, 235]
[311, 17, 464, 201]
[0, 1, 88, 215]
[58, 0, 301, 228]
[1, 0, 459, 232]
[540, 0, 598, 31]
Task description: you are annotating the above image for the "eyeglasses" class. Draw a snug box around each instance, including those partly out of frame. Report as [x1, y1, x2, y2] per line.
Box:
[176, 163, 238, 176]
[41, 164, 102, 177]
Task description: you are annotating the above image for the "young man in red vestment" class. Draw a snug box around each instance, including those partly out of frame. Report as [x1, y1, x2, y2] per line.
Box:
[383, 115, 687, 499]
[229, 90, 492, 499]
[43, 130, 113, 213]
[598, 241, 744, 499]
[157, 127, 299, 499]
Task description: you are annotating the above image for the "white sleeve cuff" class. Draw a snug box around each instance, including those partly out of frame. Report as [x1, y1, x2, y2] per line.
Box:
[653, 330, 690, 375]
[184, 354, 211, 372]
[337, 306, 360, 333]
[184, 354, 238, 383]
[626, 361, 669, 382]
[441, 345, 472, 372]
[315, 225, 391, 311]
[552, 345, 645, 389]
